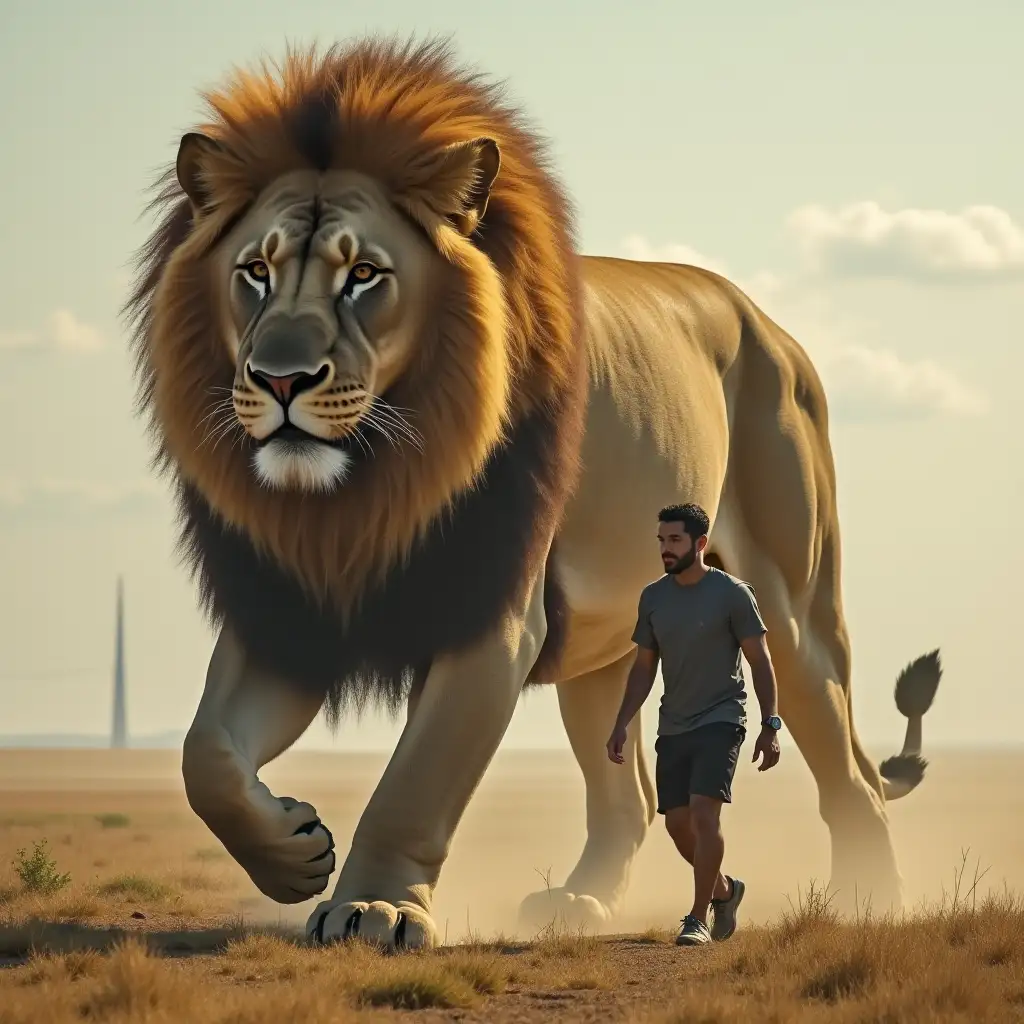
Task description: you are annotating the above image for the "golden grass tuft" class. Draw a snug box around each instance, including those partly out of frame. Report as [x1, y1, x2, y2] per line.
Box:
[95, 874, 177, 901]
[354, 964, 478, 1010]
[94, 813, 131, 830]
[191, 846, 228, 862]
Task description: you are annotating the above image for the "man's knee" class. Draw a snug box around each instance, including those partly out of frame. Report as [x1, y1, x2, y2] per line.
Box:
[664, 806, 691, 842]
[687, 796, 723, 839]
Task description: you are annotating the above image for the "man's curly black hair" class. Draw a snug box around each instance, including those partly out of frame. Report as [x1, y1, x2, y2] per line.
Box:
[657, 502, 710, 540]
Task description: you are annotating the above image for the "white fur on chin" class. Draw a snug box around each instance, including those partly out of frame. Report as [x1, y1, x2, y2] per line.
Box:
[253, 438, 352, 492]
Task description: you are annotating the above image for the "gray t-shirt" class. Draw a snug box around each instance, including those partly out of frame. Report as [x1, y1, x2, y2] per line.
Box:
[631, 567, 767, 736]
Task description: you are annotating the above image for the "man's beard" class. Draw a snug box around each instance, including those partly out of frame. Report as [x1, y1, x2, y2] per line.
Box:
[663, 548, 697, 575]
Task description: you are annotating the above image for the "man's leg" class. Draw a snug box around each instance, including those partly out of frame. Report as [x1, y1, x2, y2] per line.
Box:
[663, 720, 745, 942]
[656, 733, 714, 946]
[693, 723, 747, 940]
[663, 806, 730, 903]
[687, 795, 727, 924]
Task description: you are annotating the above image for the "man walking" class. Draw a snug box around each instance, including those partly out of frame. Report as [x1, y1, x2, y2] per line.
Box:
[606, 503, 782, 946]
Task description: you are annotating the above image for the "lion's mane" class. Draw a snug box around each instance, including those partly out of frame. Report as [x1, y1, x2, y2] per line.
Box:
[122, 36, 588, 723]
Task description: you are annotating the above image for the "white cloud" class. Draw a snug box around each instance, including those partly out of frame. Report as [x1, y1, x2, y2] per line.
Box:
[816, 343, 989, 420]
[0, 310, 104, 354]
[0, 329, 35, 350]
[618, 234, 784, 309]
[46, 310, 104, 353]
[0, 478, 166, 521]
[787, 201, 1024, 281]
[619, 234, 731, 278]
[610, 233, 987, 422]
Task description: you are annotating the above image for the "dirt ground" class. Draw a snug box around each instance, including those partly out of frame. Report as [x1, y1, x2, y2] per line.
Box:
[1, 745, 1022, 1021]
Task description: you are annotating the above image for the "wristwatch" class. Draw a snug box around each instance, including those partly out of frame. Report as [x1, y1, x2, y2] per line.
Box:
[762, 715, 782, 731]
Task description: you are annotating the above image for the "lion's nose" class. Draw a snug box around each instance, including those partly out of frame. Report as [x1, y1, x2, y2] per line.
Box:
[247, 364, 329, 405]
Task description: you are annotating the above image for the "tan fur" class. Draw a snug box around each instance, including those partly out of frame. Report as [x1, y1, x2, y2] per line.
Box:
[135, 39, 580, 614]
[524, 256, 938, 924]
[130, 38, 938, 949]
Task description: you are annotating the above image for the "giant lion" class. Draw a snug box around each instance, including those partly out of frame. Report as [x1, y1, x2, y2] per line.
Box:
[124, 37, 941, 951]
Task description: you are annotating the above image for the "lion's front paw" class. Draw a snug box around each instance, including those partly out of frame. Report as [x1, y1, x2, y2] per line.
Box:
[518, 887, 613, 932]
[306, 899, 437, 952]
[228, 794, 336, 904]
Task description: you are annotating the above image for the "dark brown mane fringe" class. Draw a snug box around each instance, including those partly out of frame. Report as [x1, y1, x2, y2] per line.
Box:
[122, 34, 586, 722]
[178, 391, 580, 726]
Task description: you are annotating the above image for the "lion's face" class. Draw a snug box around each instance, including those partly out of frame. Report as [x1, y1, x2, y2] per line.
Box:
[130, 43, 582, 606]
[212, 168, 443, 493]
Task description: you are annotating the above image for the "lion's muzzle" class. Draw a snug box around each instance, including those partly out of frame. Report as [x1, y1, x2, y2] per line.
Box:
[248, 364, 330, 406]
[241, 312, 341, 426]
[245, 314, 334, 386]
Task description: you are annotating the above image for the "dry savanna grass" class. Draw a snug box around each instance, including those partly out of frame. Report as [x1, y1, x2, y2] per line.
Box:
[2, 860, 1023, 1022]
[0, 925, 619, 1022]
[2, 748, 1024, 1020]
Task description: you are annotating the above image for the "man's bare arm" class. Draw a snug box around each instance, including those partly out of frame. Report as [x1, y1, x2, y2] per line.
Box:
[607, 645, 660, 764]
[615, 645, 660, 730]
[740, 632, 781, 771]
[740, 633, 778, 723]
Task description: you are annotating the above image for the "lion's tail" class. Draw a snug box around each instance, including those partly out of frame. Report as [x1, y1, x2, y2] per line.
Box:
[878, 649, 943, 801]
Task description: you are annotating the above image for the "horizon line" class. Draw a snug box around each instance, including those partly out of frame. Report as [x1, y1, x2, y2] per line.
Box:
[0, 733, 1021, 755]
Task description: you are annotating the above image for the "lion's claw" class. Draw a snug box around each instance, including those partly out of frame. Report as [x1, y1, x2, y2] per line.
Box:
[228, 795, 336, 904]
[306, 899, 437, 951]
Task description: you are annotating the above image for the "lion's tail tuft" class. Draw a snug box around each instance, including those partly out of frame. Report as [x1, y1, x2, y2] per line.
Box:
[879, 649, 943, 801]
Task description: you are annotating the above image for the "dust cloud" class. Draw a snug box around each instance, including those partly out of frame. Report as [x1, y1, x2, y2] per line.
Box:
[2, 744, 1019, 942]
[253, 743, 1024, 938]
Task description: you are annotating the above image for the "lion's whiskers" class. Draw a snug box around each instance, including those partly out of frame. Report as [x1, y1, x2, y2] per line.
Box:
[197, 396, 234, 429]
[197, 388, 423, 463]
[196, 396, 246, 453]
[350, 425, 375, 460]
[204, 416, 244, 453]
[360, 414, 410, 454]
[361, 399, 424, 454]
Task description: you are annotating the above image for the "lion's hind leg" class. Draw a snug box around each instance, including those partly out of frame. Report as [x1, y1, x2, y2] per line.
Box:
[715, 307, 918, 915]
[518, 649, 655, 932]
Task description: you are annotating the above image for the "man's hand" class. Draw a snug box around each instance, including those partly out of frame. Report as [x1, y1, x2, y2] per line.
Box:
[751, 725, 781, 772]
[606, 723, 628, 764]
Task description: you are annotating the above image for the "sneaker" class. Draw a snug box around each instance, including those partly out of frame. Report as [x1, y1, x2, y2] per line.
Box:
[675, 914, 713, 946]
[710, 875, 745, 941]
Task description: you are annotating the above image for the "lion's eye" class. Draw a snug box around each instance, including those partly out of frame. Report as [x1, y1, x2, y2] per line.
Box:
[245, 260, 270, 281]
[350, 262, 379, 283]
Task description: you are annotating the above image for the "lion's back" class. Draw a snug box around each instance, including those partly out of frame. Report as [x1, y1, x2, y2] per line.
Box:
[552, 258, 747, 673]
[575, 255, 747, 456]
[579, 255, 745, 386]
[577, 254, 828, 440]
[552, 255, 831, 680]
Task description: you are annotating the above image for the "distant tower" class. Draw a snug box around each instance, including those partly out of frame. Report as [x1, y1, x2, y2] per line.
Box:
[111, 576, 127, 749]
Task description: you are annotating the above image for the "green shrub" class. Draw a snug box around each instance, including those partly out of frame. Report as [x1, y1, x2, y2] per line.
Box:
[14, 839, 72, 894]
[95, 813, 131, 829]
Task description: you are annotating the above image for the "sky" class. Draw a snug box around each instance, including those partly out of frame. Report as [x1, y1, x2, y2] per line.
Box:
[1, 0, 1021, 755]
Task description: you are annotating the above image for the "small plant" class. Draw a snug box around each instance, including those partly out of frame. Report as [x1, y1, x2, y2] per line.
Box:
[191, 846, 226, 862]
[776, 878, 839, 941]
[95, 813, 131, 829]
[13, 838, 72, 894]
[96, 874, 175, 900]
[357, 973, 477, 1010]
[801, 951, 874, 1003]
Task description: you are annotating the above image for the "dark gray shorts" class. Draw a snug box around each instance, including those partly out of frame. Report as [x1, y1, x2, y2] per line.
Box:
[654, 721, 746, 813]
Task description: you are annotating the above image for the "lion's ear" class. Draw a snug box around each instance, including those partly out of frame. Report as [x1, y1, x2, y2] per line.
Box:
[176, 132, 224, 215]
[426, 137, 501, 236]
